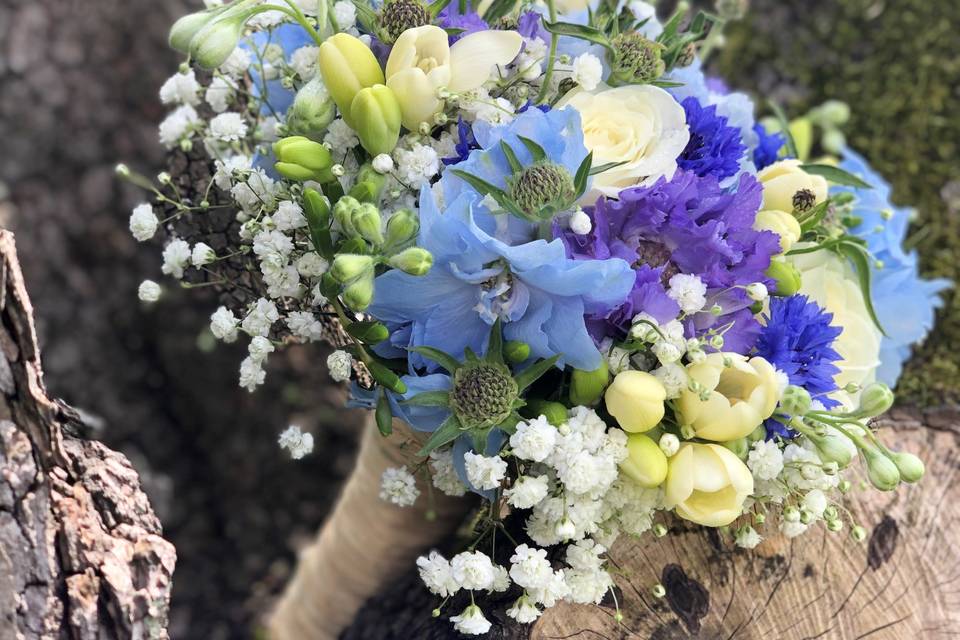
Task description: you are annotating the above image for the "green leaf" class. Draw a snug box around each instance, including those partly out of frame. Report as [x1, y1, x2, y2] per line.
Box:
[768, 101, 799, 160]
[463, 347, 480, 363]
[649, 80, 684, 89]
[798, 200, 830, 233]
[409, 346, 462, 374]
[375, 389, 393, 437]
[573, 152, 593, 198]
[514, 355, 560, 392]
[351, 0, 378, 32]
[417, 415, 463, 457]
[837, 241, 887, 335]
[801, 163, 873, 189]
[470, 426, 493, 455]
[495, 412, 524, 436]
[500, 140, 524, 174]
[589, 159, 628, 176]
[302, 189, 334, 259]
[481, 0, 518, 23]
[542, 19, 614, 53]
[486, 318, 504, 364]
[516, 135, 548, 163]
[367, 360, 408, 394]
[401, 390, 451, 407]
[427, 0, 452, 18]
[657, 3, 687, 42]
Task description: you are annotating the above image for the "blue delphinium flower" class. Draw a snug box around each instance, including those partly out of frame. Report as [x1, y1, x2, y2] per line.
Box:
[834, 148, 949, 386]
[677, 97, 747, 181]
[368, 186, 635, 373]
[438, 5, 488, 41]
[752, 122, 786, 170]
[442, 117, 480, 166]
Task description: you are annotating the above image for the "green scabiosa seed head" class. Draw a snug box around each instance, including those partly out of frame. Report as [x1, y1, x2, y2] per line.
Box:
[449, 361, 519, 430]
[608, 33, 666, 86]
[379, 0, 430, 43]
[507, 162, 577, 219]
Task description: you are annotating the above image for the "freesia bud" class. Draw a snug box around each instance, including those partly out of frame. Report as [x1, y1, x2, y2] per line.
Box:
[351, 163, 389, 203]
[330, 254, 374, 283]
[780, 385, 811, 416]
[524, 400, 568, 427]
[388, 247, 433, 275]
[333, 196, 362, 234]
[350, 84, 402, 156]
[890, 451, 924, 483]
[605, 370, 666, 433]
[857, 382, 894, 418]
[765, 259, 802, 296]
[351, 203, 384, 245]
[383, 209, 419, 250]
[169, 10, 217, 53]
[342, 273, 375, 311]
[864, 447, 900, 491]
[285, 77, 337, 141]
[189, 13, 247, 69]
[619, 433, 668, 488]
[570, 362, 609, 406]
[318, 33, 385, 128]
[273, 136, 334, 182]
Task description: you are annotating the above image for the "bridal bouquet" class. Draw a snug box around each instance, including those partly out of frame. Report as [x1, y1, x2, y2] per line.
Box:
[126, 0, 947, 633]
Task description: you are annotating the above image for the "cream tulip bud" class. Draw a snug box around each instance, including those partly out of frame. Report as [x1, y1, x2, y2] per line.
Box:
[350, 84, 402, 156]
[757, 159, 828, 213]
[619, 433, 668, 488]
[570, 362, 610, 406]
[273, 136, 334, 182]
[318, 33, 385, 127]
[604, 370, 666, 433]
[754, 209, 801, 254]
[664, 443, 754, 527]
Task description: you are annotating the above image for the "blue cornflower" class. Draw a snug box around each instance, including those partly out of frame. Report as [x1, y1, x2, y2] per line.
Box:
[752, 122, 786, 170]
[677, 97, 747, 181]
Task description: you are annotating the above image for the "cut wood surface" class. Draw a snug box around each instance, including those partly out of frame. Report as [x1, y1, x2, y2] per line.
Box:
[343, 407, 960, 639]
[0, 230, 175, 639]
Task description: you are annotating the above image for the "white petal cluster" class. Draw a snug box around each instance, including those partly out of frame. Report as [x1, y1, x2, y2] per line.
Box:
[129, 203, 159, 242]
[325, 350, 353, 382]
[278, 425, 314, 459]
[464, 452, 507, 491]
[379, 466, 420, 507]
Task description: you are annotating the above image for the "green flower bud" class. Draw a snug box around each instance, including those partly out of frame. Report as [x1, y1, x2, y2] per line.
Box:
[350, 164, 389, 203]
[857, 382, 894, 418]
[383, 209, 420, 250]
[351, 203, 384, 245]
[721, 437, 749, 460]
[890, 451, 924, 483]
[523, 400, 568, 427]
[189, 13, 248, 69]
[766, 260, 802, 296]
[273, 136, 334, 182]
[569, 362, 610, 406]
[864, 447, 900, 491]
[826, 518, 843, 532]
[388, 247, 433, 275]
[851, 525, 866, 542]
[333, 196, 362, 235]
[169, 10, 218, 53]
[346, 320, 390, 344]
[504, 340, 531, 364]
[606, 32, 665, 86]
[284, 77, 337, 142]
[780, 385, 812, 416]
[342, 272, 375, 310]
[351, 84, 402, 156]
[808, 428, 856, 468]
[330, 254, 374, 284]
[747, 424, 767, 444]
[318, 33, 385, 128]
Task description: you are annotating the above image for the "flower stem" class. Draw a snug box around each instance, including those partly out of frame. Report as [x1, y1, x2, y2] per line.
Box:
[536, 0, 559, 104]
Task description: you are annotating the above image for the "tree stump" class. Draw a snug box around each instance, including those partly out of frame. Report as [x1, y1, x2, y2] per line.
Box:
[0, 230, 175, 639]
[343, 407, 960, 639]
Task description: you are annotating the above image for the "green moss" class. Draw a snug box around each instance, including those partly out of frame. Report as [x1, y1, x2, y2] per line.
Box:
[712, 0, 960, 406]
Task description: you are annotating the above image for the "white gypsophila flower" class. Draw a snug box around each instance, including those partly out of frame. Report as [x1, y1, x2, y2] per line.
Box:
[653, 362, 687, 399]
[310, 282, 329, 307]
[261, 258, 303, 300]
[746, 282, 768, 302]
[289, 45, 321, 80]
[492, 565, 511, 592]
[161, 239, 191, 279]
[129, 203, 159, 241]
[273, 200, 308, 231]
[210, 306, 239, 343]
[278, 425, 314, 459]
[605, 344, 631, 374]
[138, 280, 161, 302]
[379, 466, 420, 507]
[191, 242, 215, 267]
[394, 143, 440, 188]
[802, 489, 828, 518]
[205, 76, 235, 113]
[506, 595, 541, 624]
[463, 452, 507, 490]
[231, 169, 278, 212]
[326, 350, 353, 382]
[529, 569, 570, 607]
[780, 519, 809, 538]
[295, 252, 328, 278]
[158, 105, 200, 149]
[752, 478, 789, 504]
[474, 96, 515, 125]
[214, 154, 252, 190]
[219, 47, 252, 78]
[429, 450, 467, 497]
[659, 433, 680, 457]
[667, 273, 707, 314]
[735, 525, 762, 549]
[564, 540, 612, 605]
[569, 209, 592, 235]
[558, 450, 604, 496]
[451, 551, 496, 590]
[241, 298, 280, 337]
[286, 311, 325, 341]
[159, 69, 201, 106]
[248, 336, 275, 363]
[509, 544, 553, 590]
[372, 153, 394, 174]
[248, 8, 285, 28]
[506, 475, 550, 510]
[652, 339, 682, 365]
[259, 115, 281, 142]
[324, 118, 359, 149]
[209, 112, 248, 143]
[239, 356, 266, 392]
[333, 0, 357, 29]
[417, 551, 459, 597]
[747, 439, 784, 481]
[292, 0, 318, 13]
[509, 415, 557, 462]
[450, 605, 491, 636]
[253, 229, 295, 260]
[571, 53, 603, 91]
[783, 443, 836, 492]
[514, 40, 545, 82]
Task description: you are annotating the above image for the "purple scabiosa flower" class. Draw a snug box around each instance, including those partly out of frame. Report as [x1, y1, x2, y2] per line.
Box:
[558, 169, 780, 351]
[752, 122, 786, 170]
[678, 97, 747, 181]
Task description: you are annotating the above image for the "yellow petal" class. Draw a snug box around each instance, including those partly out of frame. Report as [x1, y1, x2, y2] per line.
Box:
[664, 443, 695, 508]
[448, 30, 523, 92]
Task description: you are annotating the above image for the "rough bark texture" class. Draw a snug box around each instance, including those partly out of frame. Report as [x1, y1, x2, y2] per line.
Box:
[0, 230, 175, 639]
[344, 407, 960, 639]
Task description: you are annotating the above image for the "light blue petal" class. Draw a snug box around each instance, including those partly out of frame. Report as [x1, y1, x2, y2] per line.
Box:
[388, 373, 453, 432]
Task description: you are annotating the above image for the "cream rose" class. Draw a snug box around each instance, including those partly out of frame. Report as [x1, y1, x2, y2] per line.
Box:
[788, 245, 882, 404]
[664, 442, 754, 527]
[558, 84, 689, 200]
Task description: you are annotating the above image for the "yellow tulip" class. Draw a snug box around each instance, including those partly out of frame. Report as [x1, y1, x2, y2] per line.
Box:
[385, 25, 522, 131]
[318, 33, 385, 127]
[665, 442, 754, 527]
[604, 370, 666, 433]
[757, 159, 828, 213]
[754, 209, 801, 254]
[620, 433, 668, 488]
[676, 353, 779, 441]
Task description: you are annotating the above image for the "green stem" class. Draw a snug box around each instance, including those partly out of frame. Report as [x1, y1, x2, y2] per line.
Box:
[536, 0, 559, 104]
[259, 2, 324, 46]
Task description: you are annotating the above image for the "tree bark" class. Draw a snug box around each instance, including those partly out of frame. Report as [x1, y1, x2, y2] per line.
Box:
[343, 407, 960, 639]
[0, 229, 175, 639]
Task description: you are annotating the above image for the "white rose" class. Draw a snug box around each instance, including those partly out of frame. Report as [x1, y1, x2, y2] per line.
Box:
[558, 84, 689, 201]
